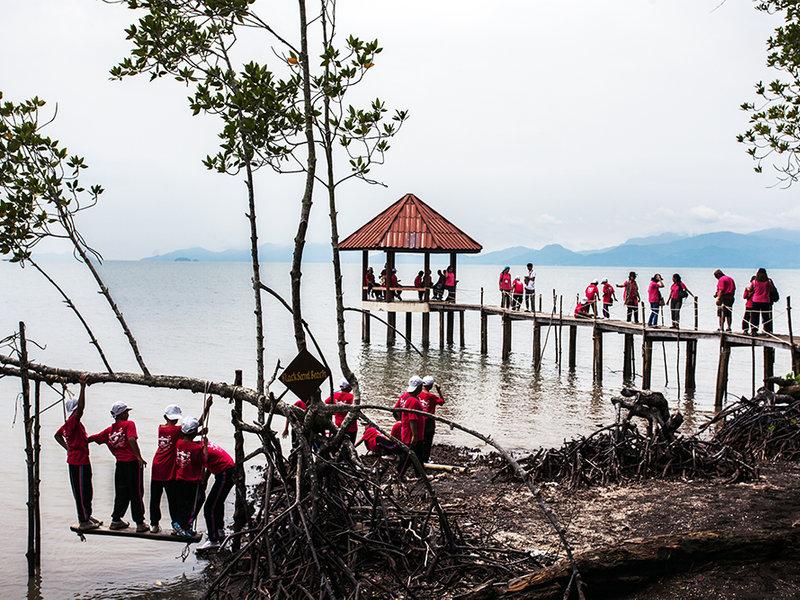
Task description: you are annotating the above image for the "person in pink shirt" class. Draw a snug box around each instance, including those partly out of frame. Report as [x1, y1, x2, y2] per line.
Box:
[584, 280, 600, 317]
[713, 269, 736, 332]
[498, 267, 512, 308]
[444, 265, 457, 302]
[750, 267, 779, 335]
[668, 273, 692, 329]
[646, 274, 665, 327]
[742, 275, 756, 334]
[600, 279, 616, 318]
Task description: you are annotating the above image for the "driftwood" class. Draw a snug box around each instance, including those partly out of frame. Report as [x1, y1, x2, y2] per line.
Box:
[456, 528, 800, 599]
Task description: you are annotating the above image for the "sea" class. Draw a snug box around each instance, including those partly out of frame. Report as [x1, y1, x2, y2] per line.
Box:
[1, 260, 797, 599]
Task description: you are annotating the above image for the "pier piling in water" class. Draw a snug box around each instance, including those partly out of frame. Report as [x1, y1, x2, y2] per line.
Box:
[685, 339, 697, 393]
[592, 326, 603, 384]
[568, 325, 577, 371]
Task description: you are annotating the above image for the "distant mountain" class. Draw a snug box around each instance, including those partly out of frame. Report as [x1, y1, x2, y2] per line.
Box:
[144, 242, 338, 263]
[464, 230, 800, 269]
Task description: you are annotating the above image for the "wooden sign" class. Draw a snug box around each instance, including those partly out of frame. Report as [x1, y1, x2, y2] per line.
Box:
[279, 349, 330, 400]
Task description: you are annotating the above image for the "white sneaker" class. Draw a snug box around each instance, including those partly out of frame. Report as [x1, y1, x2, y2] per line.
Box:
[197, 539, 220, 550]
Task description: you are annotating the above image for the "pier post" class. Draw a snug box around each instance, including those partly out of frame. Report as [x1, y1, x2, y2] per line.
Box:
[568, 325, 577, 370]
[459, 310, 465, 348]
[361, 309, 371, 343]
[715, 339, 731, 410]
[764, 347, 775, 391]
[446, 310, 454, 345]
[592, 326, 603, 384]
[480, 311, 488, 355]
[387, 312, 396, 346]
[533, 322, 541, 371]
[421, 312, 430, 348]
[502, 314, 512, 360]
[439, 310, 445, 349]
[405, 312, 412, 348]
[232, 369, 247, 553]
[684, 339, 697, 393]
[622, 334, 634, 382]
[642, 335, 653, 390]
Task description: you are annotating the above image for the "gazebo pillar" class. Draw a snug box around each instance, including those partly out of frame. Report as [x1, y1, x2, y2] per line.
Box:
[361, 250, 370, 343]
[422, 251, 431, 347]
[386, 250, 396, 346]
[445, 251, 457, 343]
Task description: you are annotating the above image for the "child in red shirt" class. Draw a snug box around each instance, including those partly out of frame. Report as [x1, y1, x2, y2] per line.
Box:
[325, 379, 357, 443]
[356, 426, 398, 456]
[149, 404, 183, 533]
[418, 375, 445, 463]
[394, 376, 425, 476]
[199, 442, 236, 549]
[89, 401, 148, 532]
[173, 417, 205, 536]
[54, 374, 100, 530]
[601, 279, 616, 319]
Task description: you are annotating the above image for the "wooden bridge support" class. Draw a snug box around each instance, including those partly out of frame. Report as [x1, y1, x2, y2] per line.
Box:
[421, 312, 430, 348]
[439, 311, 445, 349]
[764, 347, 775, 391]
[405, 312, 412, 348]
[622, 334, 634, 382]
[715, 340, 731, 409]
[532, 322, 541, 371]
[480, 311, 488, 355]
[459, 310, 465, 348]
[568, 325, 577, 371]
[502, 314, 512, 360]
[446, 310, 454, 345]
[592, 326, 603, 384]
[684, 339, 697, 393]
[642, 336, 653, 390]
[361, 309, 371, 344]
[387, 312, 396, 346]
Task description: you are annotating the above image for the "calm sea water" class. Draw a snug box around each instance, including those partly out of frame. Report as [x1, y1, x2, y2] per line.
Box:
[1, 259, 797, 598]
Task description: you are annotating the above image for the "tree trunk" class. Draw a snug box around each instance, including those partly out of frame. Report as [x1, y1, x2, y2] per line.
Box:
[244, 163, 266, 402]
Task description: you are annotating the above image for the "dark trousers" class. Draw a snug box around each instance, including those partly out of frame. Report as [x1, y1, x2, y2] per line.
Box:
[626, 305, 639, 323]
[512, 294, 523, 310]
[500, 292, 510, 308]
[445, 285, 456, 301]
[375, 437, 399, 456]
[344, 430, 357, 444]
[174, 479, 205, 531]
[398, 441, 424, 476]
[742, 308, 754, 332]
[603, 303, 612, 318]
[204, 468, 235, 541]
[420, 420, 435, 463]
[113, 460, 145, 524]
[669, 298, 682, 327]
[751, 302, 773, 332]
[68, 464, 93, 523]
[525, 290, 535, 310]
[150, 479, 177, 525]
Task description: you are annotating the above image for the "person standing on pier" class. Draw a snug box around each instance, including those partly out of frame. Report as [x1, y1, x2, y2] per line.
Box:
[54, 373, 100, 531]
[433, 269, 446, 301]
[714, 269, 736, 332]
[668, 274, 691, 328]
[149, 404, 183, 534]
[585, 280, 600, 317]
[414, 271, 425, 301]
[742, 275, 756, 334]
[750, 267, 779, 335]
[524, 263, 536, 311]
[601, 279, 616, 318]
[512, 277, 524, 310]
[647, 274, 665, 327]
[325, 379, 357, 444]
[499, 267, 512, 308]
[445, 265, 457, 302]
[618, 272, 640, 323]
[365, 267, 378, 299]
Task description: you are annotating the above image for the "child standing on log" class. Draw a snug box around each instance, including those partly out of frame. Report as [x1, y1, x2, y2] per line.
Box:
[418, 375, 445, 463]
[173, 416, 205, 537]
[89, 402, 148, 532]
[54, 373, 100, 531]
[149, 404, 182, 533]
[198, 441, 236, 549]
[394, 376, 426, 475]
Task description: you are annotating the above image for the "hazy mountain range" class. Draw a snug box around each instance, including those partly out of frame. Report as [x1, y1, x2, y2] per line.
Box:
[142, 229, 800, 269]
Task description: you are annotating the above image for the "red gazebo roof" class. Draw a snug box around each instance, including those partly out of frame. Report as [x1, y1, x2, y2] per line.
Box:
[338, 193, 482, 254]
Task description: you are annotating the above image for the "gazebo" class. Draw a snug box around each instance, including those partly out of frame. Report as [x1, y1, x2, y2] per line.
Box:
[338, 193, 482, 346]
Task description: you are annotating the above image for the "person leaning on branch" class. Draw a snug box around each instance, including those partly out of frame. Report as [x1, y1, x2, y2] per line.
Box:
[88, 401, 148, 532]
[54, 373, 101, 531]
[149, 404, 183, 534]
[714, 269, 736, 332]
[355, 426, 399, 456]
[394, 376, 426, 476]
[198, 440, 236, 550]
[617, 271, 640, 323]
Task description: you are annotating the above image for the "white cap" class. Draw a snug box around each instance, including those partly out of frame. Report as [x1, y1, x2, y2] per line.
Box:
[65, 398, 79, 417]
[181, 417, 200, 434]
[339, 378, 351, 390]
[110, 402, 130, 418]
[407, 375, 423, 393]
[601, 278, 608, 283]
[422, 375, 435, 387]
[591, 279, 598, 284]
[164, 404, 182, 420]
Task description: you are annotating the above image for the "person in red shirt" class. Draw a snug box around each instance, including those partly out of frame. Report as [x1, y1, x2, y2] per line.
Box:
[281, 398, 308, 446]
[498, 267, 512, 308]
[173, 416, 206, 536]
[390, 420, 402, 440]
[511, 277, 524, 311]
[584, 280, 600, 317]
[574, 298, 591, 318]
[750, 267, 778, 335]
[148, 404, 183, 533]
[617, 272, 640, 323]
[668, 273, 692, 329]
[600, 279, 616, 319]
[89, 401, 148, 531]
[418, 375, 445, 463]
[325, 379, 357, 443]
[199, 441, 236, 549]
[444, 265, 457, 302]
[742, 275, 756, 334]
[394, 376, 426, 475]
[714, 269, 736, 332]
[356, 426, 399, 456]
[54, 374, 100, 531]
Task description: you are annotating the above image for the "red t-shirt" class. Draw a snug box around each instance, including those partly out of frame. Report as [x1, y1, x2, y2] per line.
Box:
[669, 282, 687, 301]
[585, 284, 599, 302]
[293, 399, 307, 411]
[418, 389, 444, 414]
[751, 280, 773, 304]
[206, 442, 235, 475]
[56, 413, 90, 466]
[175, 437, 205, 482]
[151, 424, 182, 482]
[395, 392, 423, 444]
[90, 420, 138, 462]
[647, 281, 663, 303]
[717, 275, 736, 295]
[602, 283, 614, 304]
[445, 272, 456, 287]
[498, 272, 511, 291]
[574, 302, 589, 317]
[390, 421, 402, 439]
[513, 280, 524, 294]
[325, 391, 357, 433]
[359, 427, 381, 452]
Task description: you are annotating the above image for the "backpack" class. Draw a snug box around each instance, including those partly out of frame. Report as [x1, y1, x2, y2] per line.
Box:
[770, 280, 780, 304]
[679, 286, 689, 300]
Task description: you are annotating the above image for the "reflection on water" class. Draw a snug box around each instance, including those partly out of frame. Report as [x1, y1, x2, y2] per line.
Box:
[1, 260, 797, 598]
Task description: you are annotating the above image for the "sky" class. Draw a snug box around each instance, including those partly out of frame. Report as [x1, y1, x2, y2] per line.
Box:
[0, 0, 795, 259]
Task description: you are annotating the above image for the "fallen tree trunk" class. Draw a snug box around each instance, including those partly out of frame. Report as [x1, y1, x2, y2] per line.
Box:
[457, 528, 800, 600]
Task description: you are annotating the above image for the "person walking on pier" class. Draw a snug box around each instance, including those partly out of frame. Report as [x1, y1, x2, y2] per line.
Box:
[647, 274, 665, 327]
[750, 267, 779, 335]
[585, 280, 600, 317]
[499, 267, 512, 308]
[601, 279, 616, 318]
[54, 373, 100, 531]
[524, 263, 536, 311]
[668, 274, 691, 328]
[618, 272, 640, 323]
[149, 404, 183, 534]
[512, 277, 524, 310]
[325, 379, 357, 444]
[714, 269, 736, 332]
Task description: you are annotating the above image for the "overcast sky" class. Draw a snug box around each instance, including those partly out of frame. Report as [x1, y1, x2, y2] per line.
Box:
[1, 1, 793, 259]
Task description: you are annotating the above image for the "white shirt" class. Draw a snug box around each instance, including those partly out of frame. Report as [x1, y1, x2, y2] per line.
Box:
[524, 268, 536, 291]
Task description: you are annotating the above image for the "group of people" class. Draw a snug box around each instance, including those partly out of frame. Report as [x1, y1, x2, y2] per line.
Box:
[498, 263, 537, 310]
[54, 375, 235, 550]
[364, 265, 458, 302]
[571, 268, 780, 334]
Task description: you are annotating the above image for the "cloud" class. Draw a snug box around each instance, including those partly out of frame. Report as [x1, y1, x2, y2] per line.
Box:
[688, 205, 720, 223]
[537, 213, 562, 225]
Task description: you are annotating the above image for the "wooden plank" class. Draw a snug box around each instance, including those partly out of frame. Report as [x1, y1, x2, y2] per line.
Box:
[501, 315, 512, 361]
[446, 310, 454, 345]
[439, 310, 445, 349]
[764, 347, 775, 391]
[459, 310, 465, 348]
[622, 334, 634, 382]
[361, 309, 370, 343]
[70, 524, 201, 544]
[387, 312, 396, 346]
[361, 300, 429, 313]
